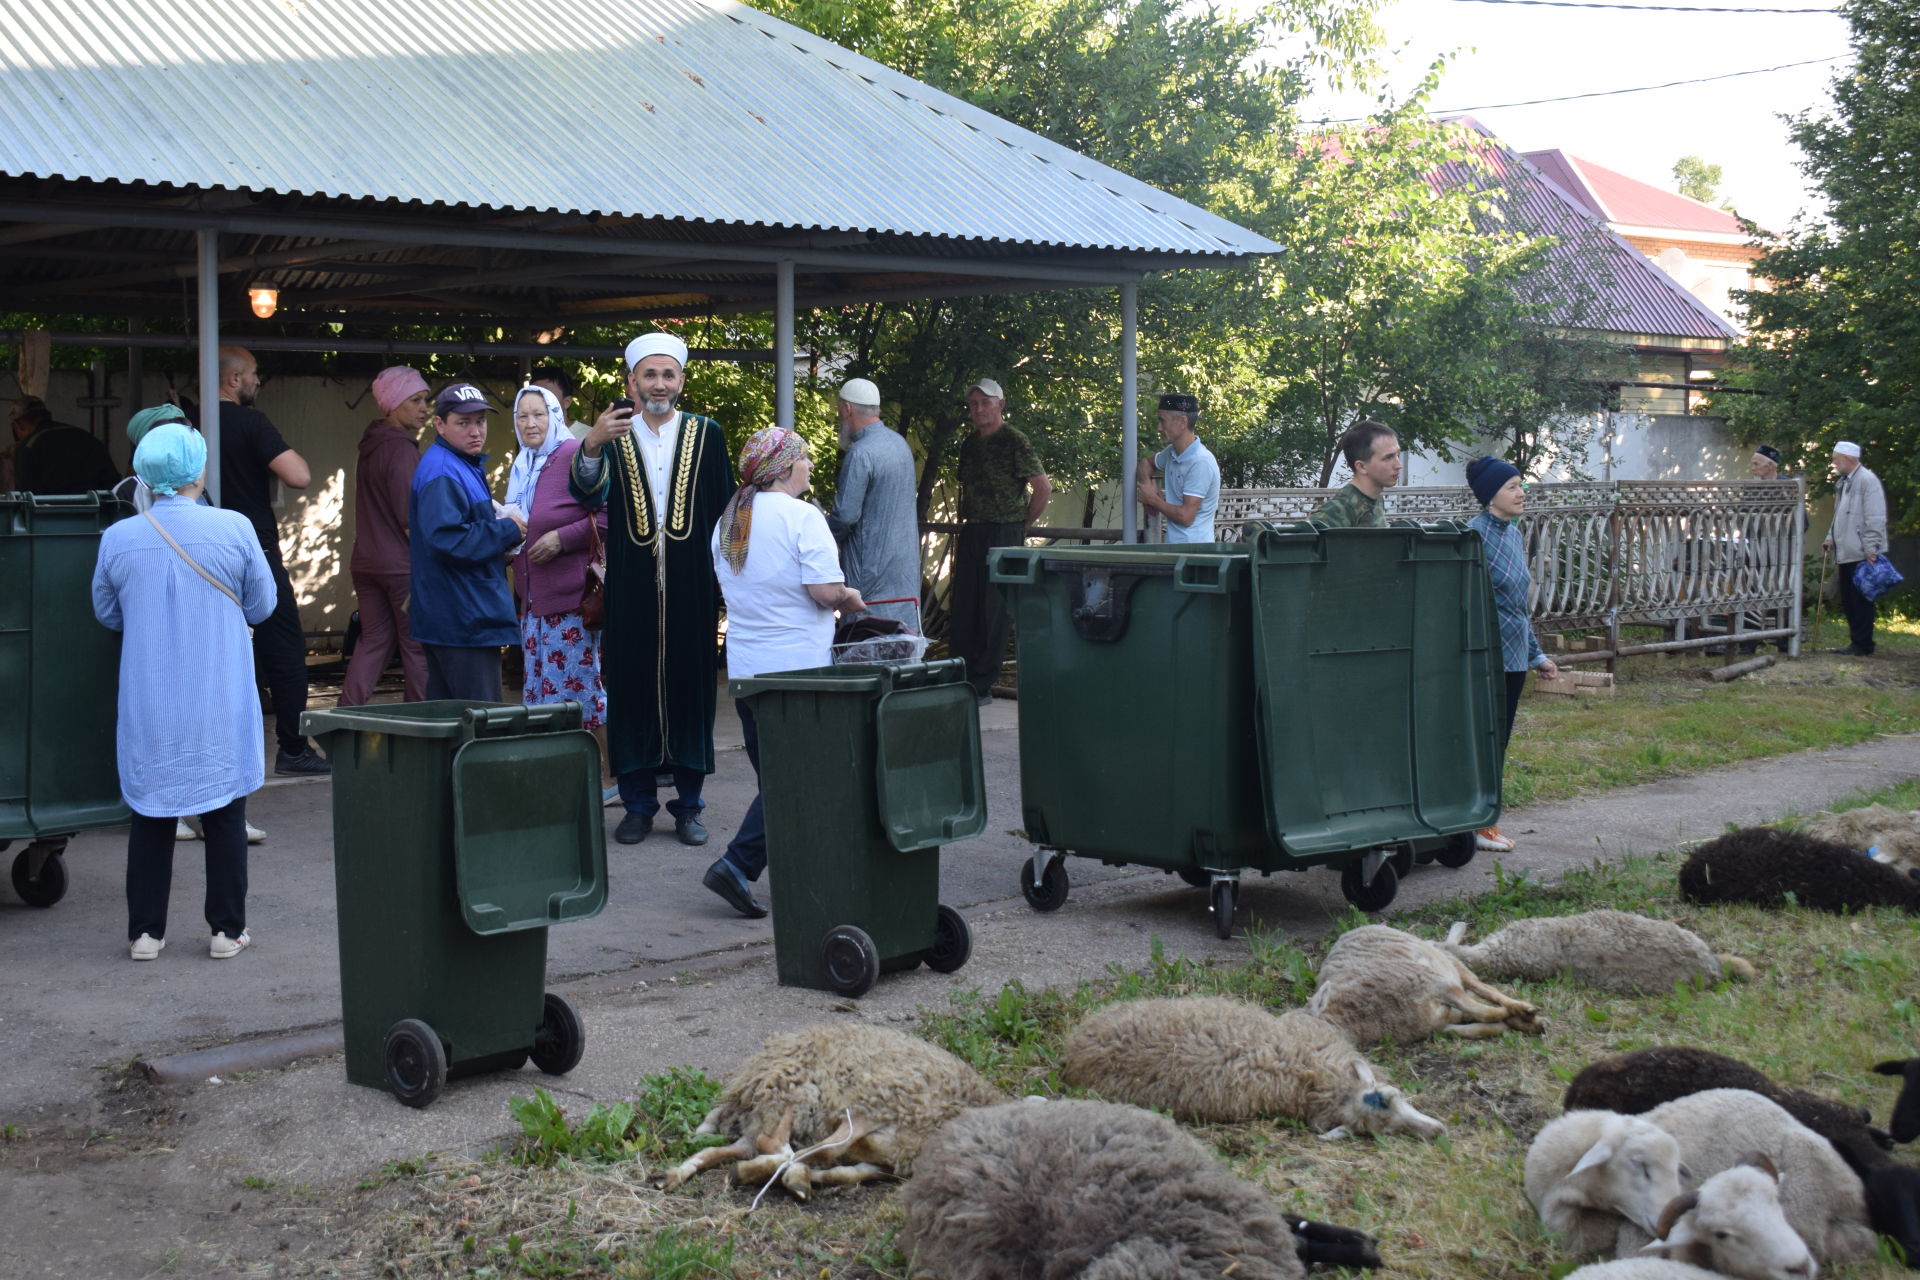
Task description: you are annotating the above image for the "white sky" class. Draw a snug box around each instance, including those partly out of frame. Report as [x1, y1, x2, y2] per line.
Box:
[1285, 0, 1854, 232]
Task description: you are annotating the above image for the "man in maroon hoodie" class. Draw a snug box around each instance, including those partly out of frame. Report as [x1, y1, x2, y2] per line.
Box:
[340, 366, 431, 705]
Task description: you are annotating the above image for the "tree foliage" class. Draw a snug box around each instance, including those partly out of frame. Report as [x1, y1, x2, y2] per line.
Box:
[1672, 155, 1723, 205]
[1720, 0, 1918, 520]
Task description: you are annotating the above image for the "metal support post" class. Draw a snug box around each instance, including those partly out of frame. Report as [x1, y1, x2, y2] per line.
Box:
[196, 228, 221, 505]
[775, 260, 795, 432]
[1120, 281, 1138, 544]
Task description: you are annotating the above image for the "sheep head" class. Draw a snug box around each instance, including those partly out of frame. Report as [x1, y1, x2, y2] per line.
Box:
[1872, 1058, 1920, 1144]
[1539, 1116, 1688, 1241]
[1319, 1060, 1445, 1141]
[1643, 1156, 1816, 1280]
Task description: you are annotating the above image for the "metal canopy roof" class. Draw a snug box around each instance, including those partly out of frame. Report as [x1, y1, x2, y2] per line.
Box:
[0, 0, 1277, 331]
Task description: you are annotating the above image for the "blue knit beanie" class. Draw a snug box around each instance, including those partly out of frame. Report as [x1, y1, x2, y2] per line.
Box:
[1466, 456, 1520, 507]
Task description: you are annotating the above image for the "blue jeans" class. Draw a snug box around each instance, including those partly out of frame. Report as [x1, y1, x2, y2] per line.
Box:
[721, 699, 766, 881]
[617, 765, 706, 820]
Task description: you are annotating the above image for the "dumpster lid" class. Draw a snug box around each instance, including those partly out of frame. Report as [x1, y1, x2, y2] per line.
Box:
[1248, 525, 1501, 856]
[450, 730, 608, 933]
[302, 700, 582, 741]
[873, 683, 987, 852]
[729, 657, 967, 701]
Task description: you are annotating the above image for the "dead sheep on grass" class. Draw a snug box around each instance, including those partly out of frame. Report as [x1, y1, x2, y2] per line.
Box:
[1679, 826, 1920, 913]
[661, 1022, 1005, 1199]
[898, 1099, 1382, 1279]
[1805, 803, 1920, 875]
[1060, 995, 1445, 1139]
[1526, 1109, 1691, 1255]
[1561, 1159, 1818, 1280]
[1307, 924, 1543, 1046]
[1440, 910, 1755, 995]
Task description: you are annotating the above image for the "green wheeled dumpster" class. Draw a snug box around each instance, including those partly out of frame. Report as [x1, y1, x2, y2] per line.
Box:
[1, 491, 132, 908]
[301, 701, 606, 1107]
[989, 523, 1503, 936]
[731, 658, 985, 998]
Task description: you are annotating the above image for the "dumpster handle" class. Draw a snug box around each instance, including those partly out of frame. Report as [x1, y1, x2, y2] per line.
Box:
[988, 548, 1041, 584]
[1173, 556, 1231, 594]
[464, 703, 576, 737]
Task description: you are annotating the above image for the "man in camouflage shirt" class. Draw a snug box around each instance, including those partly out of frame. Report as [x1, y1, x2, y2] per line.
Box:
[1312, 419, 1401, 527]
[949, 377, 1052, 700]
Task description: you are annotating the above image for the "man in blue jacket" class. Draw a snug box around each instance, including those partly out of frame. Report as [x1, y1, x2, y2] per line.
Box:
[409, 384, 525, 700]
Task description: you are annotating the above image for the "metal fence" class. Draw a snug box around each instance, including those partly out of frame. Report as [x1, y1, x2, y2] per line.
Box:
[1207, 480, 1806, 659]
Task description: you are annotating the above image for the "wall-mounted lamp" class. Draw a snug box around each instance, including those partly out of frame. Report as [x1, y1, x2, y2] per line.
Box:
[248, 284, 279, 319]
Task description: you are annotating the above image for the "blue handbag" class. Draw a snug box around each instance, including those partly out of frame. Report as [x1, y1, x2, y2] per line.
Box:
[1853, 555, 1905, 602]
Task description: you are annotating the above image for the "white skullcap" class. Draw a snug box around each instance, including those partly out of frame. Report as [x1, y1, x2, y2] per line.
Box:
[839, 378, 881, 407]
[967, 377, 1004, 399]
[624, 331, 688, 370]
[1834, 440, 1862, 458]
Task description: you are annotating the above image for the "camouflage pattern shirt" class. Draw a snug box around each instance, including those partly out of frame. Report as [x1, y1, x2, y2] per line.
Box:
[958, 425, 1045, 524]
[1310, 482, 1386, 528]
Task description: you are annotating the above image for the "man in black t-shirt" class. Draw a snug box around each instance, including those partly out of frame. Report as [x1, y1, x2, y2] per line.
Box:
[216, 345, 329, 775]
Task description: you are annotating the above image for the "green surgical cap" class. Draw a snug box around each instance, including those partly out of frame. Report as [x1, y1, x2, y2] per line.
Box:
[127, 403, 191, 448]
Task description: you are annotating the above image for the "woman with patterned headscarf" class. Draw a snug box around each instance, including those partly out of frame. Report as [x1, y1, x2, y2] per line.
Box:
[700, 427, 865, 919]
[341, 366, 432, 706]
[92, 424, 276, 962]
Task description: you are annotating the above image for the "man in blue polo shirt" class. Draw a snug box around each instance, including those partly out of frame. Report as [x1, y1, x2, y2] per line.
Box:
[409, 383, 525, 701]
[1134, 392, 1219, 542]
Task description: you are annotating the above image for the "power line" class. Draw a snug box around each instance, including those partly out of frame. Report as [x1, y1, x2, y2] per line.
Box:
[1314, 54, 1843, 121]
[1451, 0, 1837, 11]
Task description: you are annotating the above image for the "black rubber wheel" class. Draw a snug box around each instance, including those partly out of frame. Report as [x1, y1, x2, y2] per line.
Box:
[384, 1019, 447, 1108]
[1340, 859, 1399, 912]
[11, 846, 68, 908]
[1175, 867, 1211, 889]
[1209, 879, 1237, 939]
[1020, 856, 1069, 912]
[822, 925, 881, 997]
[926, 904, 973, 973]
[1434, 832, 1478, 869]
[530, 992, 586, 1076]
[1389, 845, 1415, 878]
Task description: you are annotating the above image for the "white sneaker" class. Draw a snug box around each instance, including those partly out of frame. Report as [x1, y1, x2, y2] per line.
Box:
[1474, 827, 1515, 853]
[245, 822, 266, 845]
[175, 820, 196, 841]
[130, 933, 165, 961]
[210, 930, 251, 959]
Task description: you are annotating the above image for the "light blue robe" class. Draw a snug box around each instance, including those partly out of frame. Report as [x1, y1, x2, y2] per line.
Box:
[92, 496, 277, 816]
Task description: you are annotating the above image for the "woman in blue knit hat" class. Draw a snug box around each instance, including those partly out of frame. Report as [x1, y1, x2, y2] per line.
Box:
[1466, 456, 1559, 853]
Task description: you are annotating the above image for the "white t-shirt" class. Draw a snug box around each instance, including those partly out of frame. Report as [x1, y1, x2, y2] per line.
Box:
[711, 490, 846, 679]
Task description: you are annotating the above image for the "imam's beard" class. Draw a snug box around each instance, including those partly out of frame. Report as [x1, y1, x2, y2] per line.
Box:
[643, 392, 679, 417]
[837, 424, 854, 451]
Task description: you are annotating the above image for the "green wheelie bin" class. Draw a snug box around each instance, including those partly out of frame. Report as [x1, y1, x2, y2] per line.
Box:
[730, 658, 985, 997]
[301, 700, 606, 1107]
[1, 491, 132, 908]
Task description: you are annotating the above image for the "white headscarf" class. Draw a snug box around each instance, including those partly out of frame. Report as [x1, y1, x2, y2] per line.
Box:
[504, 385, 567, 513]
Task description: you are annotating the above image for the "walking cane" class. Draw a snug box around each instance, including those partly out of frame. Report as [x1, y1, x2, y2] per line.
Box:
[1812, 547, 1832, 648]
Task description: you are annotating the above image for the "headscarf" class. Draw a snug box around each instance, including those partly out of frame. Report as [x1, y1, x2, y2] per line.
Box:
[372, 365, 430, 416]
[1466, 455, 1520, 507]
[126, 403, 190, 448]
[133, 423, 207, 497]
[717, 427, 808, 573]
[504, 385, 568, 513]
[1754, 444, 1781, 464]
[625, 331, 688, 370]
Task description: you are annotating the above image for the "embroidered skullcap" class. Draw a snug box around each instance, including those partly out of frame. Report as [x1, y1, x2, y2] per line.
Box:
[625, 331, 689, 370]
[133, 422, 207, 497]
[1466, 455, 1520, 507]
[1834, 440, 1862, 458]
[126, 403, 190, 448]
[717, 427, 809, 574]
[1754, 444, 1781, 464]
[1158, 393, 1200, 415]
[372, 366, 430, 415]
[839, 378, 881, 408]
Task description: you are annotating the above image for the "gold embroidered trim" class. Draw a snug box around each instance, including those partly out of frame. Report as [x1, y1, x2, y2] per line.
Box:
[663, 416, 708, 542]
[617, 415, 713, 547]
[616, 432, 653, 545]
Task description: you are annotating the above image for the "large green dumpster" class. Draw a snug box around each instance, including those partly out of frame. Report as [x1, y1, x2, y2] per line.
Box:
[0, 491, 131, 908]
[301, 700, 605, 1107]
[989, 523, 1501, 936]
[730, 658, 984, 997]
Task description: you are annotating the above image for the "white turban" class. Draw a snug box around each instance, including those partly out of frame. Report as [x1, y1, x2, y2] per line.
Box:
[1834, 440, 1862, 458]
[625, 331, 688, 370]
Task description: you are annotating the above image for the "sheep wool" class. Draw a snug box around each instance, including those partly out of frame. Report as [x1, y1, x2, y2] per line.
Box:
[1525, 1110, 1688, 1256]
[1558, 1262, 1737, 1280]
[1441, 911, 1754, 995]
[1308, 924, 1542, 1046]
[1629, 1089, 1877, 1265]
[1679, 826, 1920, 913]
[1804, 803, 1920, 874]
[1061, 996, 1444, 1138]
[900, 1099, 1342, 1280]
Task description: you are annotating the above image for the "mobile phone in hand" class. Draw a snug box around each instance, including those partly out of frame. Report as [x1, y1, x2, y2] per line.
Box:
[612, 397, 635, 413]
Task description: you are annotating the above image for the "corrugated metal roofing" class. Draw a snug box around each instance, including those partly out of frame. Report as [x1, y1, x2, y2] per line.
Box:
[1440, 123, 1737, 344]
[1520, 149, 1748, 237]
[0, 0, 1276, 258]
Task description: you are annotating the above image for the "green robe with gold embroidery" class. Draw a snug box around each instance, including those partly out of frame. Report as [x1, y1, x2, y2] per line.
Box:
[570, 413, 735, 777]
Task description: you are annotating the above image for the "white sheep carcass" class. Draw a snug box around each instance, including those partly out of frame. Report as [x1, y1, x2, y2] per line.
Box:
[1060, 995, 1445, 1139]
[1307, 924, 1542, 1045]
[662, 1022, 1005, 1199]
[899, 1099, 1382, 1279]
[1525, 1110, 1690, 1255]
[1804, 803, 1920, 875]
[1624, 1089, 1877, 1266]
[1558, 1160, 1818, 1279]
[1440, 911, 1755, 995]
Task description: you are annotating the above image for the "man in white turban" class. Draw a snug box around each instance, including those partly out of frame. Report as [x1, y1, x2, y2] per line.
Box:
[1822, 440, 1888, 656]
[571, 331, 735, 845]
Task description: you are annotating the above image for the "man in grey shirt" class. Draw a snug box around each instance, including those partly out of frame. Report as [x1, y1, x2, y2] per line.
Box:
[827, 378, 921, 626]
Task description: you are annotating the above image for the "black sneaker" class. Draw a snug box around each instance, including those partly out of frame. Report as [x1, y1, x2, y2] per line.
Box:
[274, 747, 331, 776]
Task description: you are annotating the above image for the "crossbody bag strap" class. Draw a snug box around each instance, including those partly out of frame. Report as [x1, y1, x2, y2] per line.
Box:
[144, 510, 244, 610]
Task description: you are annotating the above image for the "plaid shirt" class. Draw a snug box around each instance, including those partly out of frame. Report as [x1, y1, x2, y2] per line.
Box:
[1469, 510, 1546, 673]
